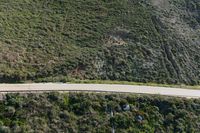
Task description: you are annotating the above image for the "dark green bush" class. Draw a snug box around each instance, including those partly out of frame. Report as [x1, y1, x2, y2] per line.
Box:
[0, 93, 199, 132]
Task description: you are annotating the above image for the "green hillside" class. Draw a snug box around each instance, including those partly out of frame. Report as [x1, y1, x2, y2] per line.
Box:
[0, 0, 200, 84]
[0, 93, 200, 132]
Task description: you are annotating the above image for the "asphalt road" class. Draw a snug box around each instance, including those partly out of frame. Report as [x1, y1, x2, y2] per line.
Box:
[0, 83, 200, 98]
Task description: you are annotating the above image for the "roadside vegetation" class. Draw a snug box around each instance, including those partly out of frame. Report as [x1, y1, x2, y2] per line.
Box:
[33, 77, 200, 90]
[0, 92, 199, 133]
[10, 75, 199, 90]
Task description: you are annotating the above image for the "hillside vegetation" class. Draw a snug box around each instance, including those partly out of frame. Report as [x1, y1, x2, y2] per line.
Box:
[0, 0, 200, 84]
[0, 93, 200, 133]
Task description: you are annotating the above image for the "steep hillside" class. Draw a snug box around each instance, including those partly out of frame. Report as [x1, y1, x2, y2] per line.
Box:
[0, 93, 200, 132]
[0, 0, 200, 84]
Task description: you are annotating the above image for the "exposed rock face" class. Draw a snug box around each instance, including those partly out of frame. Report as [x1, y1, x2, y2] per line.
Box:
[151, 0, 170, 9]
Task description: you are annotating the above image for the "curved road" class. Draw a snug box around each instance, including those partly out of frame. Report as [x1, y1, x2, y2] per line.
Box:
[0, 83, 200, 98]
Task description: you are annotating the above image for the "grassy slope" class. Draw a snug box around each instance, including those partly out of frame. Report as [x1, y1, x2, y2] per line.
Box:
[0, 0, 200, 85]
[0, 93, 200, 133]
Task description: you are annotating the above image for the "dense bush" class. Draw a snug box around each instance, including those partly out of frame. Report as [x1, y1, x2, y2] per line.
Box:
[0, 0, 200, 84]
[0, 92, 199, 132]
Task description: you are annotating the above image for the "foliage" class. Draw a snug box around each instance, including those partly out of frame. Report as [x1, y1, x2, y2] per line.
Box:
[0, 92, 200, 132]
[0, 0, 200, 85]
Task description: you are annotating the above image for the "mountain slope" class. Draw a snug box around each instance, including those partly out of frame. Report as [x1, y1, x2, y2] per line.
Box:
[0, 0, 199, 84]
